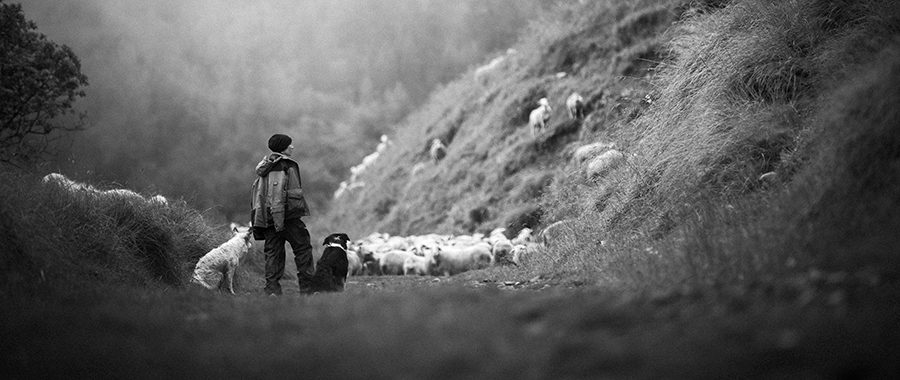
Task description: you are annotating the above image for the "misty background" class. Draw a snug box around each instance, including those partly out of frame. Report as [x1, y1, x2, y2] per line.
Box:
[18, 0, 551, 221]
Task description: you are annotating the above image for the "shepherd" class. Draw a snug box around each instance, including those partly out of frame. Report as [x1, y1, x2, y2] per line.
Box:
[250, 134, 314, 296]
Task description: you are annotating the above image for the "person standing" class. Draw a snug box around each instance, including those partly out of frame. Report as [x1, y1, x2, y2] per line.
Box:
[250, 134, 314, 295]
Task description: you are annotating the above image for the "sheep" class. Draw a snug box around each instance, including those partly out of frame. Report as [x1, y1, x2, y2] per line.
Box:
[429, 138, 447, 164]
[190, 224, 252, 294]
[511, 227, 533, 245]
[432, 244, 492, 276]
[585, 149, 625, 178]
[566, 92, 585, 120]
[410, 162, 427, 176]
[529, 98, 552, 138]
[403, 252, 437, 276]
[347, 249, 364, 276]
[360, 249, 381, 276]
[489, 228, 514, 265]
[376, 134, 392, 153]
[474, 56, 506, 85]
[573, 142, 616, 165]
[511, 242, 541, 266]
[333, 181, 349, 200]
[379, 250, 414, 276]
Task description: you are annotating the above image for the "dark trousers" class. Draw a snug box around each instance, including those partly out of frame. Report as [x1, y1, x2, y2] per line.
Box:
[262, 219, 313, 295]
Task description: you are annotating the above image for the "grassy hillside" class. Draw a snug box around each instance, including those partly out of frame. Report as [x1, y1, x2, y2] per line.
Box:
[322, 0, 900, 287]
[3, 0, 900, 377]
[0, 169, 226, 293]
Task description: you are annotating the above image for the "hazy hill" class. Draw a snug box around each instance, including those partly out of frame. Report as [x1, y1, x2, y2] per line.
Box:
[322, 0, 900, 285]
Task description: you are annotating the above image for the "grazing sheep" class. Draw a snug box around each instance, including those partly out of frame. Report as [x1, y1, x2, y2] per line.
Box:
[429, 138, 447, 164]
[403, 252, 436, 276]
[511, 242, 541, 266]
[432, 245, 492, 276]
[474, 56, 506, 84]
[573, 142, 616, 165]
[333, 181, 348, 200]
[489, 228, 514, 265]
[585, 149, 625, 178]
[191, 224, 252, 294]
[379, 251, 414, 276]
[566, 92, 585, 120]
[347, 249, 364, 276]
[511, 228, 533, 245]
[410, 162, 427, 176]
[376, 134, 392, 153]
[359, 249, 381, 276]
[529, 98, 552, 138]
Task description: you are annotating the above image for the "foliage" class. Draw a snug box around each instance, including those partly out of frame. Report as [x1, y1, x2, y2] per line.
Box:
[0, 1, 87, 165]
[0, 168, 221, 291]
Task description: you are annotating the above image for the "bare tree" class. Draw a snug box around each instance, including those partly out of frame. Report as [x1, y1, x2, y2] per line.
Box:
[1, 1, 88, 166]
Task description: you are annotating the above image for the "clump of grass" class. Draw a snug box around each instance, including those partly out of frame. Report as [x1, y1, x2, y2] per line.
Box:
[0, 169, 223, 292]
[535, 0, 900, 290]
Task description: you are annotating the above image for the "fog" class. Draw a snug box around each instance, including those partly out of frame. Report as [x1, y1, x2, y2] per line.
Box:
[18, 0, 546, 220]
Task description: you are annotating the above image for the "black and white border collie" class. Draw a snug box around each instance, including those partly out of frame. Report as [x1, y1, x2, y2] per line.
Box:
[309, 233, 350, 293]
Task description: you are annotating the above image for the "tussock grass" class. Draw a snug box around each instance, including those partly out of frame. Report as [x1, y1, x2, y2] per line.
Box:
[533, 0, 900, 291]
[0, 169, 223, 292]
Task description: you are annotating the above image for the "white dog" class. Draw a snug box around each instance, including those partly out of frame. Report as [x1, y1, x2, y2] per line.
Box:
[191, 224, 252, 294]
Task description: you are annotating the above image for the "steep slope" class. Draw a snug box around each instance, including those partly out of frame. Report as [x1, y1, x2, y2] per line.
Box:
[323, 0, 685, 236]
[323, 0, 900, 289]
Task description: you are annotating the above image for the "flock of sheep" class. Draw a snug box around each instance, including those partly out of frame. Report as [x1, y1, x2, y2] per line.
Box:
[345, 227, 544, 277]
[333, 134, 392, 199]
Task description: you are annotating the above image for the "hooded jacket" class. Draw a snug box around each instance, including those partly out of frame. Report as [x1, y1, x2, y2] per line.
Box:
[250, 153, 311, 232]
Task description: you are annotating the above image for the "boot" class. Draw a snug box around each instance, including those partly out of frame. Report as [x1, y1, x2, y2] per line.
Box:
[298, 271, 314, 295]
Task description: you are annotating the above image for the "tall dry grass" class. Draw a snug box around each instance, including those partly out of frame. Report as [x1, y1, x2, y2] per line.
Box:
[0, 169, 223, 293]
[534, 0, 900, 289]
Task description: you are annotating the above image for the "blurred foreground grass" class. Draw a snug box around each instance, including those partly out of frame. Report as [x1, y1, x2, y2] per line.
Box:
[3, 273, 898, 379]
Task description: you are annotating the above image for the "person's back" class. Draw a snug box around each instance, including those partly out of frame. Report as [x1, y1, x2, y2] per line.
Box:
[250, 134, 314, 295]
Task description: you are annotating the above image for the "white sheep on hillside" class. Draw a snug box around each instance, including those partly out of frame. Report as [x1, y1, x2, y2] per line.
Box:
[190, 224, 252, 294]
[489, 228, 515, 266]
[474, 56, 506, 85]
[430, 138, 447, 164]
[376, 134, 392, 153]
[433, 244, 493, 276]
[566, 92, 585, 120]
[573, 142, 616, 165]
[585, 149, 625, 178]
[403, 251, 437, 276]
[333, 181, 349, 200]
[511, 228, 533, 245]
[529, 98, 552, 138]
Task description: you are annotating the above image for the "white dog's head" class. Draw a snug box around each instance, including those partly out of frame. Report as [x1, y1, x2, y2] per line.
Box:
[230, 223, 253, 248]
